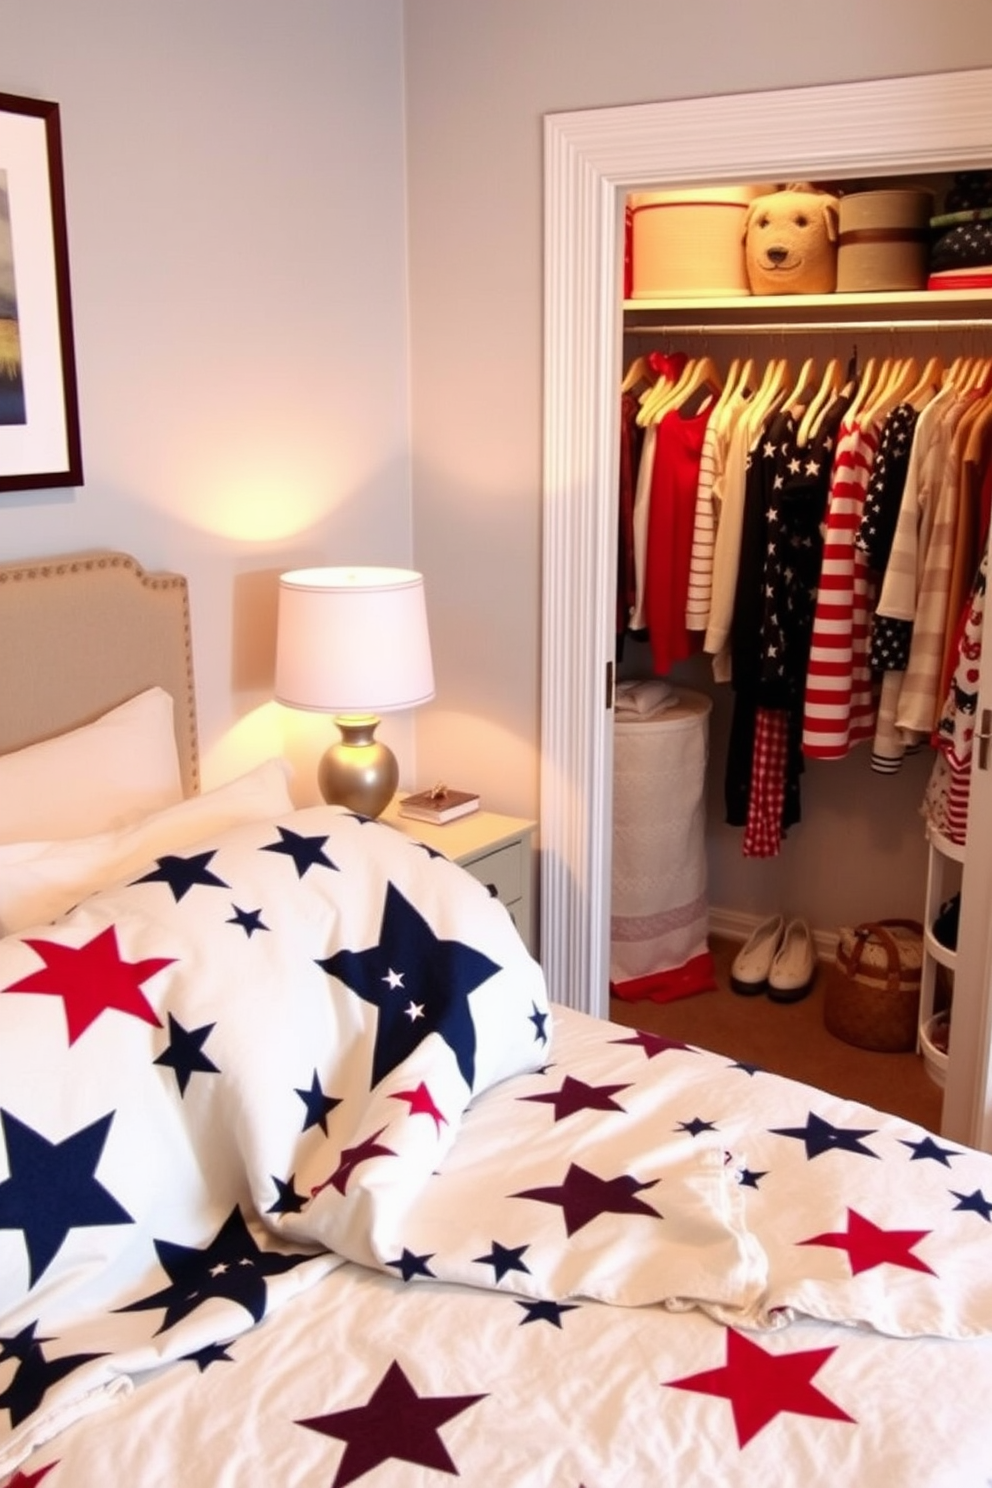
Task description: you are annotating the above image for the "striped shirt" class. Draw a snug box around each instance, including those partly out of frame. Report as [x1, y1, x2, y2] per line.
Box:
[801, 419, 879, 759]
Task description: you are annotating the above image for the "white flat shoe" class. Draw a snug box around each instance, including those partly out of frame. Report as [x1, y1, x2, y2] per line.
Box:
[730, 914, 785, 995]
[768, 918, 816, 1002]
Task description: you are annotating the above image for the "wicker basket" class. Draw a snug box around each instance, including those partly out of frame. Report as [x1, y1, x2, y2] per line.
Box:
[825, 919, 923, 1052]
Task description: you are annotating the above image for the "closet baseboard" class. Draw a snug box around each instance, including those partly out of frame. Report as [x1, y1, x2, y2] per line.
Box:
[708, 906, 838, 962]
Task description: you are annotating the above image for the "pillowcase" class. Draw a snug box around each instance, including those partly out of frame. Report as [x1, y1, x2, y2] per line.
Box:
[0, 757, 294, 934]
[0, 687, 184, 843]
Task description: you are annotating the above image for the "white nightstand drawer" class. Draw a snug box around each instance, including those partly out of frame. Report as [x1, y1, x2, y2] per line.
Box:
[380, 802, 536, 954]
[461, 839, 523, 905]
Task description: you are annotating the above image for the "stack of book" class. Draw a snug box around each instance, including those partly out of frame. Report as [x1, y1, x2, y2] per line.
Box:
[398, 786, 480, 825]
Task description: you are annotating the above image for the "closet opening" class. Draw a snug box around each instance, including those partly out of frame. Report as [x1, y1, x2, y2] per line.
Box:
[540, 69, 992, 1148]
[612, 166, 992, 1127]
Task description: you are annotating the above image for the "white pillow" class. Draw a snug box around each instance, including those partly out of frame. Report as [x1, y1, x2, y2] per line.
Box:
[0, 758, 294, 934]
[0, 687, 185, 843]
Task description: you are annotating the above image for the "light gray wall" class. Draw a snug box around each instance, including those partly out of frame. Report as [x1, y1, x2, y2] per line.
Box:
[404, 0, 992, 928]
[3, 0, 412, 796]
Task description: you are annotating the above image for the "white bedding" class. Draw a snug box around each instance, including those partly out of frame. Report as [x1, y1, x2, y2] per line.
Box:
[2, 805, 992, 1485]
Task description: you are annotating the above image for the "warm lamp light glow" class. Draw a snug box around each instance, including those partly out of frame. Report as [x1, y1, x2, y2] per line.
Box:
[274, 566, 434, 817]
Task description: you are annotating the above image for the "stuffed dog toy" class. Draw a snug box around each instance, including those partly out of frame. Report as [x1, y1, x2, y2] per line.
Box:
[743, 184, 840, 295]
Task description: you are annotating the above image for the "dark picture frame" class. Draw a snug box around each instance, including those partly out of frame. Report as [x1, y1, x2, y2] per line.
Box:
[0, 91, 82, 492]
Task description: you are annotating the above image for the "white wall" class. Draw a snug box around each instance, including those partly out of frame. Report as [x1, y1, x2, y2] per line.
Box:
[2, 0, 413, 797]
[404, 0, 992, 926]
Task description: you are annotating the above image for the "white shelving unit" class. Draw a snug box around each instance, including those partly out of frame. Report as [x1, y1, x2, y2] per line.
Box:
[920, 824, 965, 1085]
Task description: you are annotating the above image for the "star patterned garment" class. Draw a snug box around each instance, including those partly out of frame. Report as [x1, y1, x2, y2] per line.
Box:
[4, 811, 992, 1481]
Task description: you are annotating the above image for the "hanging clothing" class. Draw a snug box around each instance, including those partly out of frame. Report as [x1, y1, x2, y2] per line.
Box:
[856, 402, 919, 573]
[724, 398, 843, 849]
[617, 388, 644, 645]
[642, 398, 711, 675]
[705, 389, 775, 681]
[862, 403, 921, 773]
[895, 388, 981, 739]
[742, 707, 789, 858]
[628, 422, 657, 635]
[686, 380, 750, 632]
[924, 547, 988, 845]
[801, 417, 880, 760]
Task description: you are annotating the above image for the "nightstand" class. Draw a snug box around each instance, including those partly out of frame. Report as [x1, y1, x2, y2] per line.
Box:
[381, 802, 537, 953]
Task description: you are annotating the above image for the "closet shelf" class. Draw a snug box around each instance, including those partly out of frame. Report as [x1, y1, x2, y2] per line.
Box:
[624, 288, 992, 334]
[924, 927, 957, 973]
[926, 823, 966, 865]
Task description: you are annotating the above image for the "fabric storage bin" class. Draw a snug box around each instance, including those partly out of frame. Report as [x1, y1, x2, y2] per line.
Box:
[629, 185, 767, 299]
[836, 188, 933, 292]
[825, 919, 923, 1051]
[610, 686, 715, 1002]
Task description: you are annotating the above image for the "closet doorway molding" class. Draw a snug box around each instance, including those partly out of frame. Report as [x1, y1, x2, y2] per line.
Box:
[540, 66, 992, 1149]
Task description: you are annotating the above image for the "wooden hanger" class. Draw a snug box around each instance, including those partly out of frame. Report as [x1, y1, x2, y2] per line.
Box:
[844, 354, 880, 427]
[706, 355, 740, 419]
[747, 356, 789, 435]
[946, 355, 974, 391]
[962, 356, 991, 394]
[904, 354, 943, 412]
[786, 355, 817, 412]
[708, 355, 754, 429]
[637, 354, 720, 426]
[864, 355, 919, 426]
[636, 355, 689, 426]
[621, 353, 654, 395]
[673, 355, 722, 413]
[797, 356, 840, 446]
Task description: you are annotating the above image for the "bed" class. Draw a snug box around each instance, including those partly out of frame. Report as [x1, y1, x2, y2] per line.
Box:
[2, 551, 992, 1487]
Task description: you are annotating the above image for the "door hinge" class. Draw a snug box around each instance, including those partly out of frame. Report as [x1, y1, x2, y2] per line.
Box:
[979, 707, 992, 771]
[605, 660, 615, 710]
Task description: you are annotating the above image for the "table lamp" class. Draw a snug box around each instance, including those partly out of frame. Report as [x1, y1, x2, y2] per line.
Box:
[275, 566, 435, 818]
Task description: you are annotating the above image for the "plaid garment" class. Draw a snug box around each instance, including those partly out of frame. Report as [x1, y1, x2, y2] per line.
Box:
[743, 706, 789, 857]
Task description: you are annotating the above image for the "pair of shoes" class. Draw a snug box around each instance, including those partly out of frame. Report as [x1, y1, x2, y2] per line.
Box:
[729, 915, 816, 1002]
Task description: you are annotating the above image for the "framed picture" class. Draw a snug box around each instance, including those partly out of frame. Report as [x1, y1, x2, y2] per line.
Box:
[0, 90, 82, 492]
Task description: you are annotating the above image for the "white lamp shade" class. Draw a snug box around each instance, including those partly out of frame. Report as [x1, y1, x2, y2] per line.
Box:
[275, 566, 435, 715]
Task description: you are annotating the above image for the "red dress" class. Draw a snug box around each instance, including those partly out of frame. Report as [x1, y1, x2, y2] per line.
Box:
[643, 401, 710, 676]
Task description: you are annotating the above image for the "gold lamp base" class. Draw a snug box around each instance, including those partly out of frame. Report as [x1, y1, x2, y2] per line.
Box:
[317, 715, 398, 819]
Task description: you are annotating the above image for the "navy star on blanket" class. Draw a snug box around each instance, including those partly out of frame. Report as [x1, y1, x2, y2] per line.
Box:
[318, 881, 501, 1089]
[0, 1111, 132, 1285]
[0, 1323, 104, 1429]
[117, 1207, 312, 1331]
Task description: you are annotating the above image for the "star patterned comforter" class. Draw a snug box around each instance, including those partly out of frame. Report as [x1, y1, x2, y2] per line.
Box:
[2, 804, 992, 1485]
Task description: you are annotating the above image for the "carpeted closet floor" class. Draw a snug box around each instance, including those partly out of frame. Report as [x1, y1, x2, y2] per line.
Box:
[608, 935, 944, 1131]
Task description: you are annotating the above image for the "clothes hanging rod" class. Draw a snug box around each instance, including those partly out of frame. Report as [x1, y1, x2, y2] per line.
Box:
[625, 318, 992, 334]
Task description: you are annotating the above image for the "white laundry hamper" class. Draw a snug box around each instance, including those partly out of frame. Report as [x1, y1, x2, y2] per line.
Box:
[610, 686, 715, 1003]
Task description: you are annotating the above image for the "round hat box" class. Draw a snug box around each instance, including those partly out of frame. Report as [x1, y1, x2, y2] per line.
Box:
[629, 185, 769, 299]
[836, 188, 933, 293]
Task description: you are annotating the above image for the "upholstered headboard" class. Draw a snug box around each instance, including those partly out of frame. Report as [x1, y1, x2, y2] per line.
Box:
[0, 550, 199, 795]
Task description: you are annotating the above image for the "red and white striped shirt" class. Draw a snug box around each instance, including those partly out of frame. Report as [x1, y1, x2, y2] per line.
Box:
[801, 419, 879, 759]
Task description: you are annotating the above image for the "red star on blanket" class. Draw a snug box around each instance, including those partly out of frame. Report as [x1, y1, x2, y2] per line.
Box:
[297, 1359, 486, 1486]
[5, 1465, 58, 1487]
[514, 1161, 661, 1236]
[3, 927, 173, 1043]
[311, 1128, 397, 1198]
[666, 1328, 856, 1447]
[391, 1081, 448, 1134]
[797, 1207, 936, 1276]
